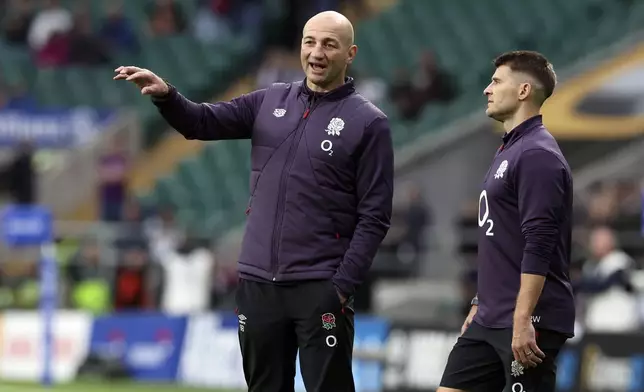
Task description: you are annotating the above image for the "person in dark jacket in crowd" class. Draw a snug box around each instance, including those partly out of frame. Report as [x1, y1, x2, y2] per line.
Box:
[3, 141, 36, 205]
[114, 10, 393, 392]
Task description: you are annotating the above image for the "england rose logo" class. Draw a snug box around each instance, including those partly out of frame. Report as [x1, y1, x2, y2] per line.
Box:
[326, 118, 344, 136]
[321, 313, 336, 330]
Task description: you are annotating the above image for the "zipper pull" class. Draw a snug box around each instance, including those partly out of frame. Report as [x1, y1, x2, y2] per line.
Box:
[303, 108, 310, 119]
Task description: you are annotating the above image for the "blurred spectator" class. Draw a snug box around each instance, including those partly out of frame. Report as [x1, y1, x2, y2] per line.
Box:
[256, 49, 304, 89]
[229, 0, 264, 42]
[615, 179, 642, 217]
[65, 239, 112, 314]
[100, 2, 139, 54]
[27, 0, 72, 51]
[389, 51, 457, 121]
[389, 68, 425, 120]
[12, 261, 39, 309]
[0, 140, 37, 205]
[2, 0, 36, 46]
[147, 0, 186, 37]
[586, 181, 620, 225]
[113, 245, 160, 311]
[575, 226, 640, 332]
[68, 11, 111, 66]
[145, 206, 185, 263]
[98, 137, 129, 222]
[193, 0, 232, 44]
[35, 30, 69, 67]
[114, 199, 148, 250]
[159, 236, 214, 315]
[397, 186, 431, 272]
[412, 50, 456, 105]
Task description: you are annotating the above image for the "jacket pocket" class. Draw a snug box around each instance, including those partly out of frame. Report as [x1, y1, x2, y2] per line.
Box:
[327, 279, 354, 313]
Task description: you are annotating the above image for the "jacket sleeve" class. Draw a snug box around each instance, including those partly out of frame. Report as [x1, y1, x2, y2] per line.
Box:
[151, 83, 265, 140]
[515, 148, 568, 275]
[333, 116, 394, 297]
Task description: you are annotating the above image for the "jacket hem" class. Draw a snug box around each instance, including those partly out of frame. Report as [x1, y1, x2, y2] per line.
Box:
[238, 262, 336, 283]
[474, 313, 574, 338]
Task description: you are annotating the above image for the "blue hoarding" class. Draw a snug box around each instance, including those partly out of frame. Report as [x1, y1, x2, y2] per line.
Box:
[0, 107, 116, 148]
[89, 313, 188, 381]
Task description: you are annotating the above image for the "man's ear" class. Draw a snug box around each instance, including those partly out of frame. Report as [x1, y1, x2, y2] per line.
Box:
[347, 45, 357, 65]
[518, 82, 532, 102]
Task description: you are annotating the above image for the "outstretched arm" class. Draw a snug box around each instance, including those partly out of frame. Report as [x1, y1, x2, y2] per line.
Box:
[114, 66, 264, 140]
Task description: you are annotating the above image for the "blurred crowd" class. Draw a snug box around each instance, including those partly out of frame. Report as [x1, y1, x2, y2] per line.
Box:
[569, 178, 644, 332]
[2, 0, 124, 69]
[0, 194, 239, 315]
[0, 0, 268, 66]
[0, 0, 271, 110]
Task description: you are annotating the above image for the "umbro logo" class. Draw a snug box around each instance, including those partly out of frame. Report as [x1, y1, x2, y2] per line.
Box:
[238, 314, 247, 332]
[273, 108, 286, 117]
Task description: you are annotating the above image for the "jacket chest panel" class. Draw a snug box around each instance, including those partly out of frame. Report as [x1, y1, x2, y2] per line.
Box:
[252, 100, 307, 149]
[303, 108, 358, 166]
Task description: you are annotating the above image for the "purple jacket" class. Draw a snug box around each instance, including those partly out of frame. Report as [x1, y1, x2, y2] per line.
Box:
[473, 115, 575, 336]
[152, 78, 394, 297]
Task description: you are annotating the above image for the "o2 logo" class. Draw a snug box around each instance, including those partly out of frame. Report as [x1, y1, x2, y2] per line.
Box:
[512, 382, 524, 392]
[478, 190, 494, 236]
[321, 140, 333, 156]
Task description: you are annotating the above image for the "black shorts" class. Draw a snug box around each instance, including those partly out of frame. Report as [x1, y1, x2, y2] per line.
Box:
[440, 321, 568, 392]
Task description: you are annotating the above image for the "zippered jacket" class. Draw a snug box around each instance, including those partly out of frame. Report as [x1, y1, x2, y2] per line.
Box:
[152, 78, 393, 297]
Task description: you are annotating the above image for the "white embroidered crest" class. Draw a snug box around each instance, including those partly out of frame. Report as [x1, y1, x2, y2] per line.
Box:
[494, 160, 508, 179]
[326, 118, 344, 136]
[511, 360, 524, 377]
[273, 108, 286, 117]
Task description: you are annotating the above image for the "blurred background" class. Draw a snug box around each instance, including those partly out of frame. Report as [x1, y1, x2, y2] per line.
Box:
[0, 0, 643, 391]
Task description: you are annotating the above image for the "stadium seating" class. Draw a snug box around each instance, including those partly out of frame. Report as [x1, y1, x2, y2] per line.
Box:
[0, 0, 286, 147]
[139, 0, 644, 235]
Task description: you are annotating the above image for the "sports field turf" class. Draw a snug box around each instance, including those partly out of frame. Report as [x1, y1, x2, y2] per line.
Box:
[0, 381, 241, 392]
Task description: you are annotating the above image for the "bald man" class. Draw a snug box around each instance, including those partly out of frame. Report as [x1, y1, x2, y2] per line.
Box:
[114, 10, 393, 392]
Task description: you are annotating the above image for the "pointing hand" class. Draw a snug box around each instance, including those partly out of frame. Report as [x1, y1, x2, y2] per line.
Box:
[113, 66, 169, 97]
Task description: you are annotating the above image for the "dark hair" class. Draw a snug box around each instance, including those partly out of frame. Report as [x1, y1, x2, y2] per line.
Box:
[493, 50, 557, 102]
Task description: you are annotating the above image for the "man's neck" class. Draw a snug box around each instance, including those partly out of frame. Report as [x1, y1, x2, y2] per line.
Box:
[503, 107, 540, 134]
[307, 76, 345, 93]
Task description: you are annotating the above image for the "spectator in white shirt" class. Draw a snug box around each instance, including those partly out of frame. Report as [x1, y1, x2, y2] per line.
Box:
[159, 237, 214, 315]
[28, 0, 72, 50]
[576, 226, 639, 332]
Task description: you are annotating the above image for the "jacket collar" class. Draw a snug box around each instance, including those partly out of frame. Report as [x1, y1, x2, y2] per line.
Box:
[502, 114, 543, 147]
[300, 77, 355, 101]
